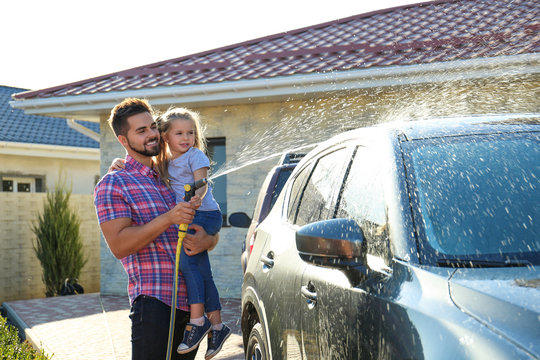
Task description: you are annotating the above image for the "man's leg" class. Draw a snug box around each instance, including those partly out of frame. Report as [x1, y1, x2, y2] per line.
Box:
[130, 295, 198, 360]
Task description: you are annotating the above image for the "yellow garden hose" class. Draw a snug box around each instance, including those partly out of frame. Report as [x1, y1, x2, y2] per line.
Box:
[166, 179, 207, 360]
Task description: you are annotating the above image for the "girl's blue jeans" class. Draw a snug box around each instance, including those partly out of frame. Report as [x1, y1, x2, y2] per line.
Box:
[179, 210, 223, 312]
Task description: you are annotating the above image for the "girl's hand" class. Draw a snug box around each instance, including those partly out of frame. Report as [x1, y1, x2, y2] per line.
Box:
[189, 195, 202, 209]
[108, 158, 125, 173]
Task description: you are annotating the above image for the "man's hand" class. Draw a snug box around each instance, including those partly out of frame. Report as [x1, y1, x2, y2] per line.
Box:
[183, 223, 219, 256]
[169, 201, 196, 225]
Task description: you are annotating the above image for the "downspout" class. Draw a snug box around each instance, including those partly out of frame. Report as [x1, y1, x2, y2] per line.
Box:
[66, 119, 100, 143]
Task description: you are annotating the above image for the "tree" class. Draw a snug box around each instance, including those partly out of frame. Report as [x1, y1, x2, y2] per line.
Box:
[31, 181, 87, 297]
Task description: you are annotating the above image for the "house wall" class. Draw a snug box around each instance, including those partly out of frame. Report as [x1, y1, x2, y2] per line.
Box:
[97, 74, 540, 298]
[0, 154, 99, 195]
[0, 192, 100, 303]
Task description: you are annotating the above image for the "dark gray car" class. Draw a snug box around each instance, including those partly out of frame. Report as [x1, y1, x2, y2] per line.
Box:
[241, 114, 540, 359]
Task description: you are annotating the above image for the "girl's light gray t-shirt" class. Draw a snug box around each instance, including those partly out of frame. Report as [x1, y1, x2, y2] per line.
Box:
[168, 147, 220, 212]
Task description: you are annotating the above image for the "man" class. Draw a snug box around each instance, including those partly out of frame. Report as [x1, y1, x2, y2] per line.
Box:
[94, 98, 218, 360]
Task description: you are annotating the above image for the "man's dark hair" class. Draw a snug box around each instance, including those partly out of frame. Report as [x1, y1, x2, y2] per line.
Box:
[108, 98, 153, 136]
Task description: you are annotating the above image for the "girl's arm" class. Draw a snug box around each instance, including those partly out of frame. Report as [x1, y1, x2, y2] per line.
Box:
[108, 158, 125, 173]
[193, 167, 209, 199]
[187, 167, 208, 209]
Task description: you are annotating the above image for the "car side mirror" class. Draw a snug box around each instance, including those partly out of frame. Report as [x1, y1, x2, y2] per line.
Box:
[296, 218, 365, 266]
[228, 212, 252, 228]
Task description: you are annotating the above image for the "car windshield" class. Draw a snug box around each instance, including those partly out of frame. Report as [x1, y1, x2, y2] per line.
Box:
[405, 132, 540, 264]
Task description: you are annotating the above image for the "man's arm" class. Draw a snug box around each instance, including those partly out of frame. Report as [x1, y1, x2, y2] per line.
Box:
[100, 201, 196, 259]
[182, 223, 219, 256]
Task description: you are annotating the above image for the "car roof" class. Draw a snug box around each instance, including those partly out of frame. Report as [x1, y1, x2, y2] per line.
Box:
[298, 113, 540, 167]
[327, 113, 540, 144]
[390, 113, 540, 141]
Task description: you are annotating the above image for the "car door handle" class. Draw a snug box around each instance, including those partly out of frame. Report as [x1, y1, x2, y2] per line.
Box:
[261, 252, 274, 268]
[301, 284, 317, 302]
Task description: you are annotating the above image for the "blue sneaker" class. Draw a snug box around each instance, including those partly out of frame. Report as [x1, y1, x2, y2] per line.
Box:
[177, 317, 211, 354]
[205, 324, 232, 360]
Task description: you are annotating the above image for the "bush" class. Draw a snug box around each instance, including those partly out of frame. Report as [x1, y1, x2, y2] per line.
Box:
[31, 181, 88, 297]
[0, 316, 51, 359]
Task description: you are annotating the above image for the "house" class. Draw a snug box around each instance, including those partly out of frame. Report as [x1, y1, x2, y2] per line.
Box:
[0, 85, 101, 302]
[1, 86, 100, 194]
[9, 0, 540, 297]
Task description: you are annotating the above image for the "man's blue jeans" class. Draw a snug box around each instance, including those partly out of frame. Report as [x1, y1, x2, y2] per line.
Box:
[130, 295, 197, 360]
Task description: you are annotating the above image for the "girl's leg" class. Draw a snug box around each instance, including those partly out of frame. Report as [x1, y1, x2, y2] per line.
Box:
[207, 309, 222, 327]
[196, 251, 222, 327]
[189, 303, 205, 322]
[178, 247, 211, 354]
[179, 245, 205, 307]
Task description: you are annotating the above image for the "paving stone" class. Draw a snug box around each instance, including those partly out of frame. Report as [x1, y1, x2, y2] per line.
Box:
[3, 293, 244, 360]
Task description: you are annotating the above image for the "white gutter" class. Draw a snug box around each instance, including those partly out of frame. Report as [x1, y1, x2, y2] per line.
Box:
[66, 118, 100, 142]
[0, 141, 99, 160]
[9, 53, 540, 117]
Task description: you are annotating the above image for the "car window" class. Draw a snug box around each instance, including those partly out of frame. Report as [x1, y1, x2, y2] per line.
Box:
[293, 148, 350, 226]
[287, 163, 314, 223]
[270, 167, 294, 210]
[337, 146, 390, 262]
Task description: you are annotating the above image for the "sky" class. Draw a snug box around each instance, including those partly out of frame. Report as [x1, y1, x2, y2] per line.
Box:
[1, 0, 419, 91]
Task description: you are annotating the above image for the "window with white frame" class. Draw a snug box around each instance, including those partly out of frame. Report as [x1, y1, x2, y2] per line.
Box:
[1, 176, 44, 193]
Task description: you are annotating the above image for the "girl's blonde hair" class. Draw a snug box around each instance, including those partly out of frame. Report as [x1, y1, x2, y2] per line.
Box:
[154, 107, 207, 184]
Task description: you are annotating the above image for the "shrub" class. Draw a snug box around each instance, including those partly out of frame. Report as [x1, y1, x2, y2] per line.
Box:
[31, 181, 88, 297]
[0, 315, 51, 359]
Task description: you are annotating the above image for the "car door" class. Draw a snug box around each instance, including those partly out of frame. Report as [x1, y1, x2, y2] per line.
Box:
[336, 144, 425, 359]
[285, 146, 354, 358]
[298, 145, 395, 358]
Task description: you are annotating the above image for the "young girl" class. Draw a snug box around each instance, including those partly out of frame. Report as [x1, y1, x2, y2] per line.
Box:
[156, 107, 230, 358]
[108, 107, 230, 359]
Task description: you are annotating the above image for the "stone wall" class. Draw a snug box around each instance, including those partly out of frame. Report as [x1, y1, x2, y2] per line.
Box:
[0, 192, 100, 303]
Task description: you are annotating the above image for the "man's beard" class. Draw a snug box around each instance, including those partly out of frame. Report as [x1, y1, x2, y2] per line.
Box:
[127, 137, 160, 157]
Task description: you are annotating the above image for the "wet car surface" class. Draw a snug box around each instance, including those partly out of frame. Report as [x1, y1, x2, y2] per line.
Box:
[241, 114, 540, 359]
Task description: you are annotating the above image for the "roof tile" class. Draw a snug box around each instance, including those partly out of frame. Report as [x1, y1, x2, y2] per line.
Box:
[13, 0, 539, 100]
[0, 86, 99, 148]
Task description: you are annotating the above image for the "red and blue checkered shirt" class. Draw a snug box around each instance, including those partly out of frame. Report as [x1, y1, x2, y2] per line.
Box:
[94, 155, 188, 310]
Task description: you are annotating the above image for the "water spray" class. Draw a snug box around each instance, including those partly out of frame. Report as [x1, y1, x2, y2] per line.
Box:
[166, 178, 208, 360]
[209, 143, 317, 181]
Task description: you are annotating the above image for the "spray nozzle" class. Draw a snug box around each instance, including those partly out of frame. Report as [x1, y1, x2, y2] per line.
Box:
[183, 178, 208, 202]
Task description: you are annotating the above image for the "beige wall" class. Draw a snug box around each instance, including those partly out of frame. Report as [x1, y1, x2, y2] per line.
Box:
[0, 192, 100, 303]
[97, 74, 540, 298]
[0, 154, 99, 195]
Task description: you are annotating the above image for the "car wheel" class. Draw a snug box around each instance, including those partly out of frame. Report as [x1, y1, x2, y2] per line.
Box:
[246, 323, 268, 360]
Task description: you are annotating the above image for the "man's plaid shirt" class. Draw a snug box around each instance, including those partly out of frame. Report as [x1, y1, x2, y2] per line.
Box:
[94, 155, 188, 310]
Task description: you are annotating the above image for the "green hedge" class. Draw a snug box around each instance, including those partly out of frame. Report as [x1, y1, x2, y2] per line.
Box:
[0, 316, 51, 359]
